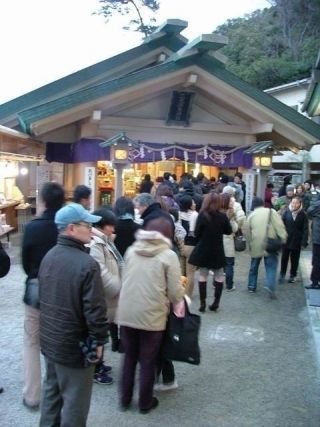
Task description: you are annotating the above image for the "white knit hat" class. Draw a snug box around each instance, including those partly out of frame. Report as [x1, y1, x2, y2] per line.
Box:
[222, 185, 236, 196]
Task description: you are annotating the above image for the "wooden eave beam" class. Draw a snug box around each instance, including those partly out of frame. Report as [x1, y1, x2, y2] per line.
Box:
[195, 68, 317, 147]
[99, 116, 259, 135]
[29, 69, 193, 136]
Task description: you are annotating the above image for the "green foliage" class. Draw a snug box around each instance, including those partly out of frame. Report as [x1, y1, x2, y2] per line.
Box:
[214, 0, 320, 89]
[95, 0, 159, 37]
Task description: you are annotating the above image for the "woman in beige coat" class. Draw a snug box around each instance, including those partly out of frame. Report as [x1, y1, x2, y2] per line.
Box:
[118, 217, 185, 413]
[89, 208, 123, 384]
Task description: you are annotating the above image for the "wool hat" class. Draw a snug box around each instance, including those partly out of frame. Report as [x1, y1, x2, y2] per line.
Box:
[222, 185, 236, 196]
[286, 184, 295, 193]
[55, 203, 102, 230]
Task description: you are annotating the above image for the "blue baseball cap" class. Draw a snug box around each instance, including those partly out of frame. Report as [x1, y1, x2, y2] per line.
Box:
[55, 203, 102, 230]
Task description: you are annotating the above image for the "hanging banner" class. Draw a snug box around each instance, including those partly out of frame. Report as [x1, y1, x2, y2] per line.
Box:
[84, 167, 96, 211]
[243, 172, 255, 213]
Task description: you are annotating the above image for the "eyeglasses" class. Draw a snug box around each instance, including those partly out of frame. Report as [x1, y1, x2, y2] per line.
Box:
[73, 222, 92, 230]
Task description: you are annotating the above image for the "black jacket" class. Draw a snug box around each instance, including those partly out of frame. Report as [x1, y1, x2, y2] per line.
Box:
[39, 235, 108, 368]
[308, 200, 320, 245]
[0, 242, 10, 278]
[189, 211, 232, 269]
[140, 203, 174, 232]
[22, 209, 59, 281]
[114, 219, 140, 256]
[139, 180, 153, 193]
[282, 208, 308, 250]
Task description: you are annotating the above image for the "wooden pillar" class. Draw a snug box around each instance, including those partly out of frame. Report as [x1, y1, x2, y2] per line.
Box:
[256, 169, 269, 199]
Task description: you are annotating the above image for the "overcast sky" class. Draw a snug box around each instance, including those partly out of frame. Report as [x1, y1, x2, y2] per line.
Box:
[0, 0, 270, 105]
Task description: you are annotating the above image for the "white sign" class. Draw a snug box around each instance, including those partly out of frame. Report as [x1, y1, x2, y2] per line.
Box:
[243, 172, 255, 213]
[84, 167, 96, 211]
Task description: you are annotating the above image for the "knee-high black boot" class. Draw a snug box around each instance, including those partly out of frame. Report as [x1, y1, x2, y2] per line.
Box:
[109, 323, 119, 352]
[209, 281, 223, 311]
[198, 281, 207, 312]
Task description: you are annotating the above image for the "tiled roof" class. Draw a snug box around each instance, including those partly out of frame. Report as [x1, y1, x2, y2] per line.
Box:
[17, 58, 192, 133]
[196, 54, 320, 140]
[18, 51, 320, 141]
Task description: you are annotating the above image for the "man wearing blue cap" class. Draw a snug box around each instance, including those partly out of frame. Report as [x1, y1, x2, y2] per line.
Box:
[38, 203, 108, 427]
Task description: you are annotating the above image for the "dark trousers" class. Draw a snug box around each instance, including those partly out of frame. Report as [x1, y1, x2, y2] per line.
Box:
[280, 246, 301, 278]
[120, 326, 163, 411]
[156, 358, 175, 384]
[224, 257, 235, 289]
[40, 358, 94, 427]
[311, 243, 320, 283]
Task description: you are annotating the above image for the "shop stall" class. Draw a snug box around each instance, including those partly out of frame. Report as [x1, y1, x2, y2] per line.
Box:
[0, 126, 44, 232]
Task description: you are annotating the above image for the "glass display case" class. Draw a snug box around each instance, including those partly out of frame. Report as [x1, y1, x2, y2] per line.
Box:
[97, 161, 114, 206]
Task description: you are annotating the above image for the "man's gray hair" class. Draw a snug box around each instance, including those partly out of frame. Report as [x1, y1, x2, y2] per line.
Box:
[134, 193, 155, 207]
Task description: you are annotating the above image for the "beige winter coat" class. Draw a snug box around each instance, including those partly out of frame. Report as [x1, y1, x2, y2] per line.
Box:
[245, 207, 287, 258]
[234, 201, 246, 229]
[89, 229, 121, 322]
[118, 229, 185, 331]
[223, 218, 239, 258]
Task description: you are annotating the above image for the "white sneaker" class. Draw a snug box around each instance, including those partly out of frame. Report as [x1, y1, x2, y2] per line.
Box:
[153, 380, 178, 392]
[226, 286, 236, 292]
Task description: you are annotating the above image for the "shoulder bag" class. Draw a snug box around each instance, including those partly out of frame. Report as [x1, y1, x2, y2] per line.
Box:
[23, 278, 40, 309]
[234, 229, 246, 252]
[265, 209, 282, 254]
[162, 298, 201, 365]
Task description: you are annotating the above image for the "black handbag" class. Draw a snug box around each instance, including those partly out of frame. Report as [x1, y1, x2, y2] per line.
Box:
[234, 230, 246, 252]
[162, 299, 201, 365]
[266, 237, 282, 253]
[23, 278, 40, 309]
[265, 209, 282, 254]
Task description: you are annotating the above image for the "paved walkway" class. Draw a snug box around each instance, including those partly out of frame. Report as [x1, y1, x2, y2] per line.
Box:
[0, 238, 320, 427]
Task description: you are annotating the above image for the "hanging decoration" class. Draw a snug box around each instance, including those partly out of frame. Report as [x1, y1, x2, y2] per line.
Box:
[140, 146, 145, 159]
[209, 151, 227, 164]
[46, 138, 253, 168]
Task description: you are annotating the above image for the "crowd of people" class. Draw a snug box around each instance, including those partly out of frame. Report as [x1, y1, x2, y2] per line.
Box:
[16, 172, 320, 425]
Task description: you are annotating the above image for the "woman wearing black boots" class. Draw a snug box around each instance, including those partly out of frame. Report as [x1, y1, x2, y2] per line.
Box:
[189, 192, 232, 312]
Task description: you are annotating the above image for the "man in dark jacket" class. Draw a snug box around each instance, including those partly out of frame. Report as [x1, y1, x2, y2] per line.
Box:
[21, 182, 65, 410]
[278, 175, 291, 197]
[305, 199, 320, 289]
[38, 203, 108, 426]
[279, 197, 308, 283]
[134, 193, 174, 231]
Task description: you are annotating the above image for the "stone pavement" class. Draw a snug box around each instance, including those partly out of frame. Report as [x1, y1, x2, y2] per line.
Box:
[0, 236, 320, 427]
